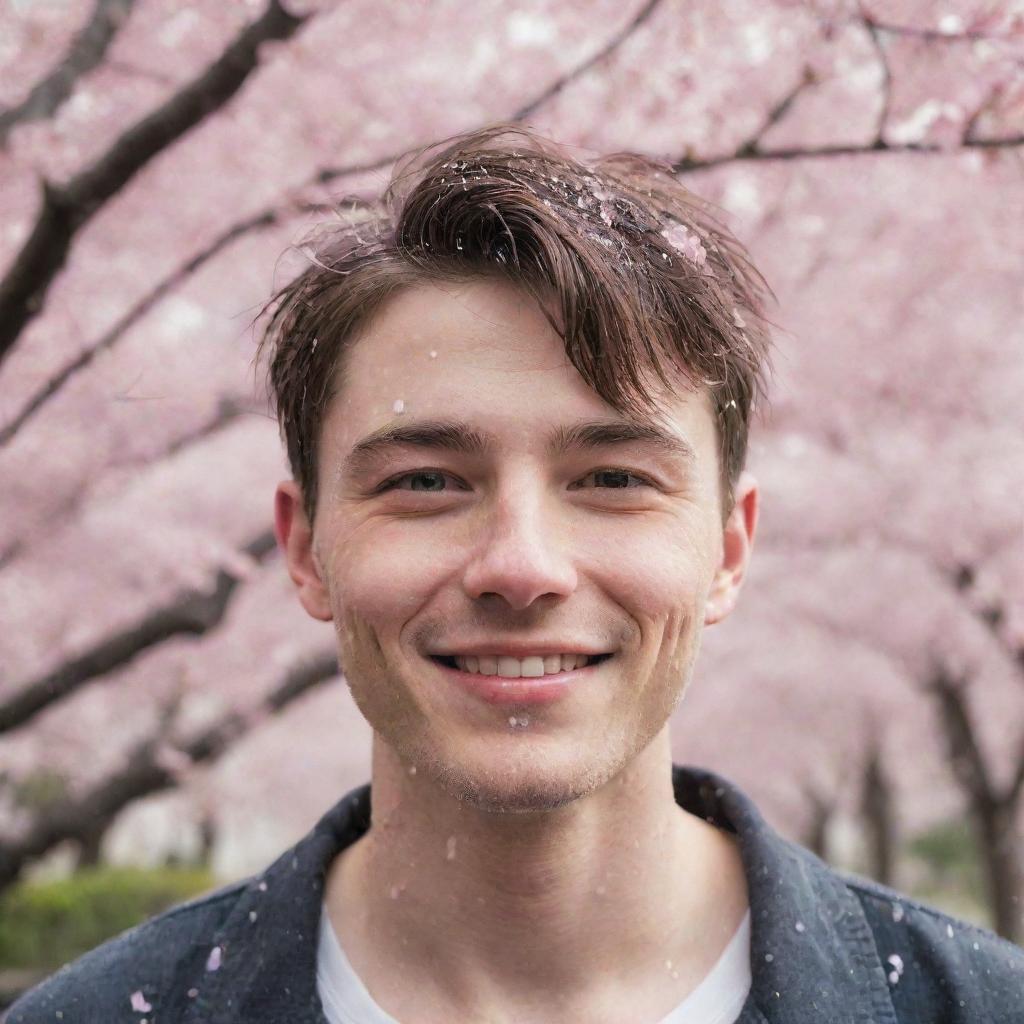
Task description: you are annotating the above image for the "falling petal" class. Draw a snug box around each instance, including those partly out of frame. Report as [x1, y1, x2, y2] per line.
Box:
[130, 991, 152, 1013]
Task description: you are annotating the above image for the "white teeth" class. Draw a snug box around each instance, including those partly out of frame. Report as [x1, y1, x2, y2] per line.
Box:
[451, 654, 596, 676]
[520, 656, 546, 678]
[497, 656, 521, 678]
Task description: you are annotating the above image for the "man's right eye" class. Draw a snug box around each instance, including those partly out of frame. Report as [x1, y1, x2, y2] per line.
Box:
[376, 471, 461, 493]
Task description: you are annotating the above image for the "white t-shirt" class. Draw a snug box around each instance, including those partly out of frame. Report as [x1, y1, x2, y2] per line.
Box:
[317, 903, 751, 1024]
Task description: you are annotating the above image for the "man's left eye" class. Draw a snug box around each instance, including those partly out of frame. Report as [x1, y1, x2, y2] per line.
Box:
[380, 471, 459, 492]
[573, 469, 653, 489]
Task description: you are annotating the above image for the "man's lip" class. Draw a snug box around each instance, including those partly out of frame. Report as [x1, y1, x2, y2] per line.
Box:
[427, 645, 614, 658]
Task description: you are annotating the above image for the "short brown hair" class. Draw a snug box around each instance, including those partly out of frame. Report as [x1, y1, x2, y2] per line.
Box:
[258, 124, 773, 524]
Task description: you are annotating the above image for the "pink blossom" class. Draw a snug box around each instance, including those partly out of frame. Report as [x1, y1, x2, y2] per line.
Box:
[130, 991, 153, 1013]
[661, 223, 707, 267]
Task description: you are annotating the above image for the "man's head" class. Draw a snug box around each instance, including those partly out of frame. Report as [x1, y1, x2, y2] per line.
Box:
[262, 125, 772, 812]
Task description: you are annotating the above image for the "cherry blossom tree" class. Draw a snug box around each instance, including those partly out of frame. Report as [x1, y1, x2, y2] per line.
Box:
[0, 0, 1021, 943]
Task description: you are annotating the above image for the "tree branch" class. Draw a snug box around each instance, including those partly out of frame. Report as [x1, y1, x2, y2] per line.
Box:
[0, 0, 136, 148]
[0, 530, 277, 736]
[0, 0, 309, 367]
[858, 11, 1022, 43]
[512, 0, 664, 120]
[927, 660, 996, 809]
[859, 6, 893, 144]
[0, 649, 339, 891]
[0, 209, 276, 445]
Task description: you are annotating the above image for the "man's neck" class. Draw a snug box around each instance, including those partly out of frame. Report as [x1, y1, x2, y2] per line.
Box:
[323, 733, 749, 1024]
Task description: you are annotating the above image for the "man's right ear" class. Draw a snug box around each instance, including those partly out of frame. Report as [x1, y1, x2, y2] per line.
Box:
[274, 480, 333, 622]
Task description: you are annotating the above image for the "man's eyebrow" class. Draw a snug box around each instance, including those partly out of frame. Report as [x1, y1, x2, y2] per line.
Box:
[341, 417, 694, 476]
[549, 420, 695, 463]
[343, 421, 492, 476]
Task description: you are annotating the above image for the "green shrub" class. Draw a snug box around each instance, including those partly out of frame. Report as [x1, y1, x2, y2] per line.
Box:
[0, 865, 214, 971]
[905, 818, 989, 927]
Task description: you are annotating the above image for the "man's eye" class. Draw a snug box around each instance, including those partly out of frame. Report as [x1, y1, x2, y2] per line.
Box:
[378, 471, 459, 493]
[573, 469, 654, 489]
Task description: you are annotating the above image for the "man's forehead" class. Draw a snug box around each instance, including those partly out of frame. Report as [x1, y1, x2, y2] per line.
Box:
[325, 276, 714, 453]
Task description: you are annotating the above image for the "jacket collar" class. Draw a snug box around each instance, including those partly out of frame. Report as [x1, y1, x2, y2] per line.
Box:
[192, 766, 897, 1024]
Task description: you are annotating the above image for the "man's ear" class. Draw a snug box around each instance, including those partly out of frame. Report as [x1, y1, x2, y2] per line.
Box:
[274, 480, 333, 622]
[704, 471, 759, 626]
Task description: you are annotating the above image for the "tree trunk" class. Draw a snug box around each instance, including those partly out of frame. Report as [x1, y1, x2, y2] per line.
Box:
[862, 746, 895, 887]
[976, 798, 1023, 944]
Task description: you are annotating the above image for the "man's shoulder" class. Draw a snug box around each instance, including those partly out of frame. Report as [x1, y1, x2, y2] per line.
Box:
[3, 879, 247, 1024]
[837, 867, 1024, 1018]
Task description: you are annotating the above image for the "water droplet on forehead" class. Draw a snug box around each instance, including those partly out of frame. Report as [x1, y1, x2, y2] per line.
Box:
[446, 836, 457, 860]
[393, 399, 405, 414]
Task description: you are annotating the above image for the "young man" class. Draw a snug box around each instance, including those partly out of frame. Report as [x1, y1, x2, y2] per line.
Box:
[8, 126, 1022, 1023]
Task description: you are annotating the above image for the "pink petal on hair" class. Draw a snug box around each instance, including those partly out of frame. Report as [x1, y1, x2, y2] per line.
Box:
[661, 223, 707, 267]
[206, 945, 223, 971]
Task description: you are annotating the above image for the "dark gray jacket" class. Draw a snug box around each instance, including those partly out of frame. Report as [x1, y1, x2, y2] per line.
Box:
[6, 765, 1023, 1022]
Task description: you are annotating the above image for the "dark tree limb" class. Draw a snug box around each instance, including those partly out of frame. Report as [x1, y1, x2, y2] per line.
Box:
[0, 531, 277, 736]
[928, 661, 995, 807]
[0, 0, 135, 147]
[857, 10, 1022, 43]
[859, 7, 893, 144]
[673, 129, 1023, 173]
[511, 0, 664, 121]
[0, 210, 276, 445]
[0, 648, 338, 892]
[0, 0, 309, 366]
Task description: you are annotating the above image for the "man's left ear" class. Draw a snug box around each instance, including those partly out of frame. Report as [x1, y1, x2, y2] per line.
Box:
[704, 471, 759, 626]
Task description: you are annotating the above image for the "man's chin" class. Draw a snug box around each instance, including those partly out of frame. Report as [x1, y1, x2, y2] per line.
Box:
[423, 746, 617, 815]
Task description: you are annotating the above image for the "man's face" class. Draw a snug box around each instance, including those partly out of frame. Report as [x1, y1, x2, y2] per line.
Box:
[277, 278, 755, 812]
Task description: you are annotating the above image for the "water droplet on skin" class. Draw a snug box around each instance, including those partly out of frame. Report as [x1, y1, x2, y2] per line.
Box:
[393, 399, 405, 414]
[408, 764, 418, 775]
[446, 836, 457, 860]
[429, 350, 437, 359]
[389, 885, 402, 899]
[596, 885, 606, 896]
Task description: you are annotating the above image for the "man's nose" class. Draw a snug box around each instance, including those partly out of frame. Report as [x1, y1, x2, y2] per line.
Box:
[461, 487, 578, 611]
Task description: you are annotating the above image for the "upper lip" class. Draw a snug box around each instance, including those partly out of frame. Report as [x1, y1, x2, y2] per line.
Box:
[429, 644, 613, 658]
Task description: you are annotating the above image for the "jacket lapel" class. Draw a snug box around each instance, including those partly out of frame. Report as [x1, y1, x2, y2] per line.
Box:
[674, 766, 899, 1024]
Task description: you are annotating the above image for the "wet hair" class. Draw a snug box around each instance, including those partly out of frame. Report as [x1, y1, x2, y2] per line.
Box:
[257, 124, 773, 525]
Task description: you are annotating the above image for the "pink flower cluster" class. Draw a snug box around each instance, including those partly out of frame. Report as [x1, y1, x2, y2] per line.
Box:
[661, 222, 707, 267]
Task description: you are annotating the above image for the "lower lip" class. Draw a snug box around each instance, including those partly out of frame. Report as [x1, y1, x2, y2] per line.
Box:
[431, 657, 608, 706]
